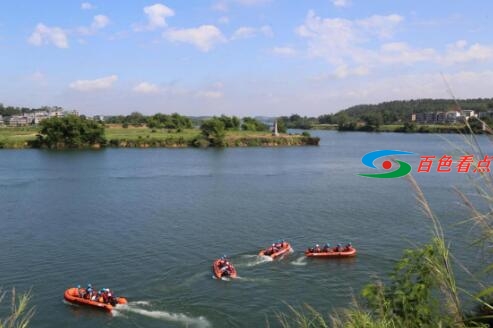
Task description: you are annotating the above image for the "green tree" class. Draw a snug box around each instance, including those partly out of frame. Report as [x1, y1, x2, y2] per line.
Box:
[241, 117, 269, 131]
[218, 115, 240, 130]
[36, 115, 106, 149]
[200, 118, 226, 147]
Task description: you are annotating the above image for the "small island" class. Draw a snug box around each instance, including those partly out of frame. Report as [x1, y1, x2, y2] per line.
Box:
[0, 109, 319, 149]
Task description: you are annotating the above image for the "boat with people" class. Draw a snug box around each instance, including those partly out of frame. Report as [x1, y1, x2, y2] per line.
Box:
[259, 240, 292, 259]
[64, 285, 127, 312]
[305, 242, 356, 258]
[212, 256, 237, 279]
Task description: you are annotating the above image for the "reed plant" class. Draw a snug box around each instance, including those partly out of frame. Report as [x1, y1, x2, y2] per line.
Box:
[0, 289, 34, 328]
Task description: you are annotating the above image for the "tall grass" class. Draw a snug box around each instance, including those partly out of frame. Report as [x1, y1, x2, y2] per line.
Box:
[0, 289, 34, 328]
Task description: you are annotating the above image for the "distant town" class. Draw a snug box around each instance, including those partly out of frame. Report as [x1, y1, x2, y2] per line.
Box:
[410, 109, 493, 124]
[0, 107, 106, 126]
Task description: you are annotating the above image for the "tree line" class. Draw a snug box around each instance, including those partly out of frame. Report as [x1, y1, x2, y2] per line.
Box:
[32, 114, 278, 149]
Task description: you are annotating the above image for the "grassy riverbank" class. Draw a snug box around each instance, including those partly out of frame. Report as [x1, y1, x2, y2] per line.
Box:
[0, 125, 319, 149]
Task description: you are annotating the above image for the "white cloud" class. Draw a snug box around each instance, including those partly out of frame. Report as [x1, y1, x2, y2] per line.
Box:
[231, 25, 273, 40]
[296, 11, 413, 77]
[133, 82, 160, 94]
[356, 14, 403, 39]
[441, 40, 493, 65]
[331, 0, 350, 7]
[28, 23, 69, 48]
[69, 75, 118, 91]
[212, 1, 229, 12]
[28, 70, 46, 83]
[78, 15, 110, 35]
[334, 64, 369, 78]
[135, 3, 175, 31]
[81, 2, 94, 10]
[380, 42, 437, 64]
[164, 25, 226, 52]
[196, 90, 223, 99]
[271, 46, 297, 57]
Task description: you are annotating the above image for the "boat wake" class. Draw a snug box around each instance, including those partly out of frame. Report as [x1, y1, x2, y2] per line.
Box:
[238, 255, 273, 267]
[291, 256, 307, 266]
[114, 302, 211, 328]
[235, 276, 271, 283]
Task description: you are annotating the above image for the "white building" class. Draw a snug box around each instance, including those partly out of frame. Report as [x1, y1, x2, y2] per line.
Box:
[445, 111, 461, 123]
[461, 110, 477, 121]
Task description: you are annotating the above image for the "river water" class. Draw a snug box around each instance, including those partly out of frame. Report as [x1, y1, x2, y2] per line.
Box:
[0, 131, 491, 327]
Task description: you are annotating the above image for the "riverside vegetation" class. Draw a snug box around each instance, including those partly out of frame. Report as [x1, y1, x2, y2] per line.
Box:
[0, 114, 319, 149]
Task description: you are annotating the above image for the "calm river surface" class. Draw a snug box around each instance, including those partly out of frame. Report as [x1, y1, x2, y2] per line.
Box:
[0, 131, 491, 327]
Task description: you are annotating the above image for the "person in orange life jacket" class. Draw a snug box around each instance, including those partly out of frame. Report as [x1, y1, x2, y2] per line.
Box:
[323, 243, 331, 252]
[344, 242, 353, 251]
[334, 243, 342, 252]
[97, 289, 105, 303]
[314, 244, 321, 253]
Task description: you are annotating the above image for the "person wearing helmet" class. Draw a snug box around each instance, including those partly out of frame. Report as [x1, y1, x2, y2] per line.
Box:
[86, 284, 94, 300]
[218, 255, 227, 267]
[314, 244, 321, 253]
[344, 242, 353, 251]
[323, 243, 331, 252]
[220, 261, 232, 276]
[335, 243, 342, 252]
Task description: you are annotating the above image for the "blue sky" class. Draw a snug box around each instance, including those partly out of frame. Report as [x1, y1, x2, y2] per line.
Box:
[1, 0, 493, 116]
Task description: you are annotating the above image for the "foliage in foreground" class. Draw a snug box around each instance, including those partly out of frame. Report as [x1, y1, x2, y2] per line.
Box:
[0, 289, 34, 328]
[279, 105, 493, 327]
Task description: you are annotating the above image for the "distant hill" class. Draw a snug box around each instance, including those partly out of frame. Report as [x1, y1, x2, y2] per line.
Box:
[338, 98, 493, 124]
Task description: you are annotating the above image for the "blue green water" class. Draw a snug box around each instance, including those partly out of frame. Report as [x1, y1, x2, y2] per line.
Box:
[0, 131, 490, 327]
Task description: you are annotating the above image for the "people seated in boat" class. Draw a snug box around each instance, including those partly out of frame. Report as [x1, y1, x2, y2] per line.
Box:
[218, 255, 228, 267]
[274, 240, 284, 249]
[334, 243, 342, 252]
[220, 261, 233, 276]
[101, 288, 110, 303]
[107, 290, 117, 306]
[344, 242, 353, 251]
[314, 244, 321, 253]
[265, 243, 278, 255]
[323, 243, 331, 252]
[85, 284, 94, 300]
[77, 285, 85, 298]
